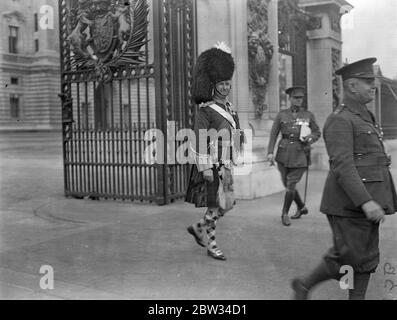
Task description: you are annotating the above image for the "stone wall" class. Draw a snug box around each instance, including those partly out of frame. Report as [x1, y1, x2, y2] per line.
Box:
[0, 0, 61, 131]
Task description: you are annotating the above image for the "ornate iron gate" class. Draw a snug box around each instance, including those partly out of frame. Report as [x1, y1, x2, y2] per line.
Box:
[153, 0, 197, 204]
[59, 0, 196, 204]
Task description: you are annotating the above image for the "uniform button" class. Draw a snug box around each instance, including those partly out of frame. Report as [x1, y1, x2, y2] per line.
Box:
[368, 131, 371, 134]
[362, 178, 366, 182]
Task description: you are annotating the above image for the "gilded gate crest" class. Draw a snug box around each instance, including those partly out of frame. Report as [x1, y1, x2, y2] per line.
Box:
[67, 0, 148, 80]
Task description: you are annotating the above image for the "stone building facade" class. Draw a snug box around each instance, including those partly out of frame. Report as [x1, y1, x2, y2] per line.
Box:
[0, 0, 60, 130]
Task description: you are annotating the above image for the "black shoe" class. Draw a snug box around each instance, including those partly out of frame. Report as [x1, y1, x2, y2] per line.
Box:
[291, 207, 309, 219]
[291, 278, 309, 300]
[207, 248, 226, 261]
[281, 214, 291, 226]
[187, 225, 206, 247]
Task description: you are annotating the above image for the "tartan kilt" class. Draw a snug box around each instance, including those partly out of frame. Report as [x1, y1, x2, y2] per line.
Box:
[185, 165, 220, 208]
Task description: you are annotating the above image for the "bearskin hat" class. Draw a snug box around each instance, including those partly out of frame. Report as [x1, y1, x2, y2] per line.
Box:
[192, 42, 235, 104]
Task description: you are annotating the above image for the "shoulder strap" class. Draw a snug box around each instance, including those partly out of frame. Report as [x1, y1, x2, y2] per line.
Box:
[208, 103, 236, 129]
[333, 104, 345, 115]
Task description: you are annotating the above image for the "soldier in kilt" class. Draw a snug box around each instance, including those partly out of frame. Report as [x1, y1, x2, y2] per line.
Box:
[185, 42, 244, 261]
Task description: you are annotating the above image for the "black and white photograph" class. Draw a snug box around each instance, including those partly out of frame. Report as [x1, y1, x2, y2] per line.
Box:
[1, 0, 397, 306]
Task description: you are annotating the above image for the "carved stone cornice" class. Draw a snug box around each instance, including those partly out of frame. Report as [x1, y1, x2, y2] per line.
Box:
[307, 15, 322, 30]
[2, 10, 26, 23]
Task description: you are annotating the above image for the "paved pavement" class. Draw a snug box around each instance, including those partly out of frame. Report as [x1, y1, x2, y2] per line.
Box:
[0, 131, 397, 300]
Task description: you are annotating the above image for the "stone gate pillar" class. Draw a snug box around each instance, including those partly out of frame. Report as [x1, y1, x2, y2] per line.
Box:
[299, 0, 352, 169]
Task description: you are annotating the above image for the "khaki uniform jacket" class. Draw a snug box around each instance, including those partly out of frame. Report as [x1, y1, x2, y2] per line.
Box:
[320, 97, 397, 217]
[267, 107, 321, 168]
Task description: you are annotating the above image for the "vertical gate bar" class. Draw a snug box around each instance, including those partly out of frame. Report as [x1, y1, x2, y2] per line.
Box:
[103, 127, 107, 197]
[115, 112, 119, 198]
[181, 7, 187, 128]
[116, 125, 118, 198]
[109, 82, 115, 199]
[76, 83, 83, 194]
[67, 131, 72, 194]
[128, 78, 133, 198]
[137, 76, 142, 198]
[125, 127, 129, 198]
[89, 123, 93, 194]
[118, 79, 123, 197]
[145, 31, 150, 127]
[93, 81, 99, 196]
[153, 0, 167, 204]
[177, 9, 182, 124]
[85, 81, 91, 194]
[119, 79, 124, 198]
[149, 122, 154, 197]
[59, 1, 66, 195]
[69, 123, 73, 193]
[133, 123, 138, 196]
[169, 4, 175, 125]
[76, 83, 83, 192]
[184, 5, 190, 193]
[95, 118, 99, 196]
[181, 7, 186, 127]
[144, 27, 152, 200]
[103, 128, 107, 198]
[108, 127, 111, 198]
[142, 123, 147, 198]
[178, 8, 184, 195]
[124, 128, 128, 198]
[107, 128, 111, 199]
[73, 123, 77, 192]
[70, 123, 73, 193]
[108, 127, 112, 198]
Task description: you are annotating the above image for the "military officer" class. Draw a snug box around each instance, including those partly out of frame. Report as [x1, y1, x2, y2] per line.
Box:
[291, 58, 397, 300]
[267, 86, 321, 226]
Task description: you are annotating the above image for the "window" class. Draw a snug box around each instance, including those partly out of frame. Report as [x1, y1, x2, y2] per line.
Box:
[35, 39, 39, 52]
[11, 77, 18, 85]
[34, 13, 39, 32]
[10, 95, 20, 119]
[9, 26, 18, 53]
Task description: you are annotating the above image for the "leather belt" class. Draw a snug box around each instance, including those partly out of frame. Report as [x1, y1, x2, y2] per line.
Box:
[282, 134, 300, 141]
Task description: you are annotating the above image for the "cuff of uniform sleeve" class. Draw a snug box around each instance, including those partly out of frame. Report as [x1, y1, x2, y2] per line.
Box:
[354, 196, 373, 210]
[348, 188, 373, 208]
